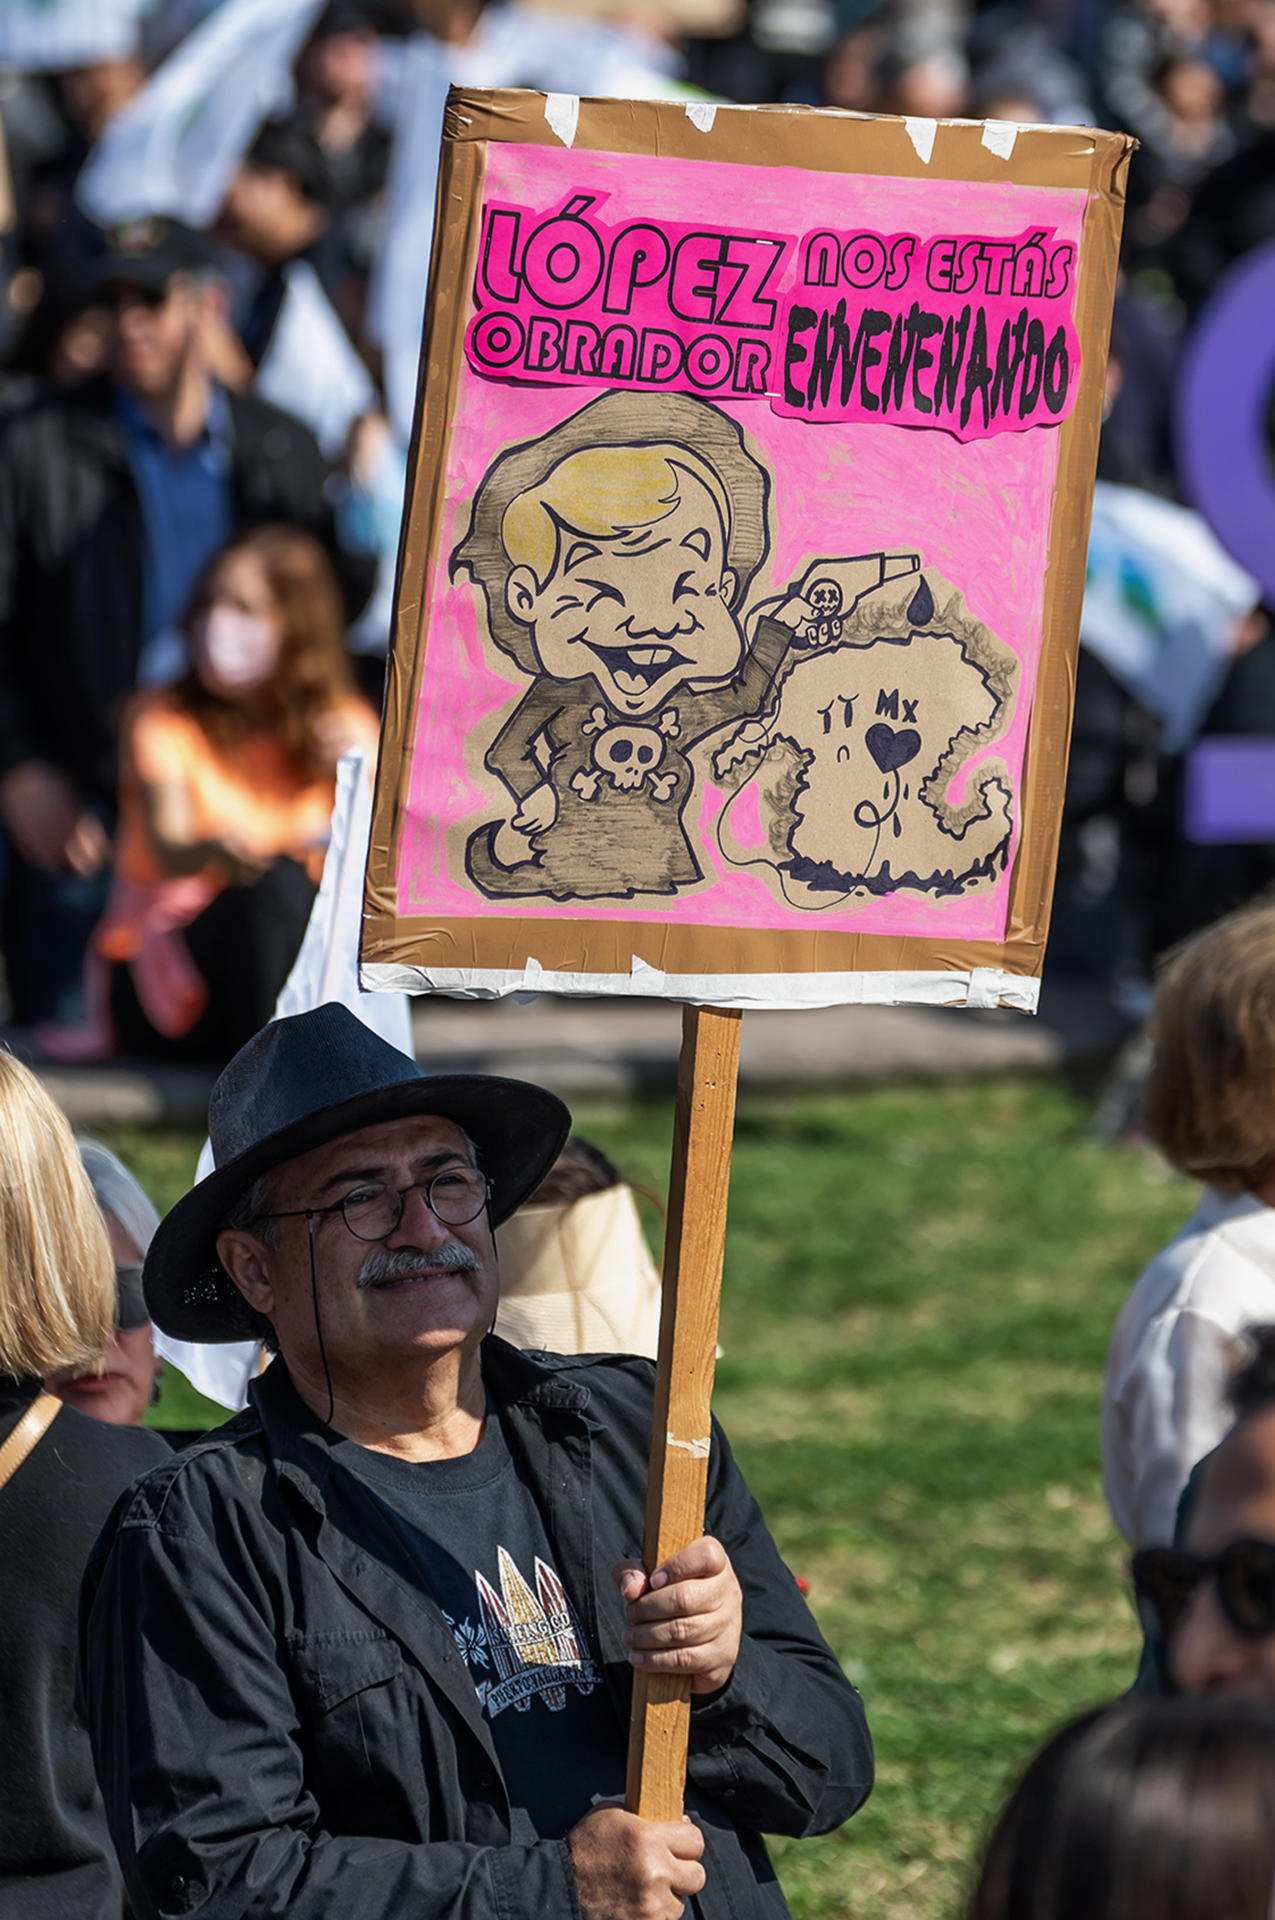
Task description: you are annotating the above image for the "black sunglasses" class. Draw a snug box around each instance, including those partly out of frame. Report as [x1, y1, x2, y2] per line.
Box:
[99, 281, 171, 313]
[1132, 1538, 1275, 1641]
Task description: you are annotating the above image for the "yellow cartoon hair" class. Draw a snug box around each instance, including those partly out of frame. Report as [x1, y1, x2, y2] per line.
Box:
[500, 443, 733, 588]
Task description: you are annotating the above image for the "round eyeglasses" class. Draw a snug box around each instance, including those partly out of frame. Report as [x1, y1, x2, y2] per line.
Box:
[259, 1169, 491, 1242]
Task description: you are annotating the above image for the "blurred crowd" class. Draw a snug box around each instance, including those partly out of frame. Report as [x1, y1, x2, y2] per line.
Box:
[0, 0, 1270, 1060]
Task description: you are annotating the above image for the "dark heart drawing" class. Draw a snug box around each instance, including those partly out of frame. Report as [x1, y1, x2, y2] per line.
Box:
[865, 725, 921, 773]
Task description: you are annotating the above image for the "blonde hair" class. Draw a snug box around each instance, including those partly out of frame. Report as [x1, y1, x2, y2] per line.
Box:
[1144, 900, 1275, 1193]
[501, 445, 732, 589]
[0, 1053, 115, 1377]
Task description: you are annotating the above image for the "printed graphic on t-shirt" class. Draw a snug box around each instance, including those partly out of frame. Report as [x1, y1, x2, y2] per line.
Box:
[442, 1545, 602, 1715]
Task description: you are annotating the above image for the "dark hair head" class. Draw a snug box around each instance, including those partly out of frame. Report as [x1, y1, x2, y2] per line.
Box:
[7, 270, 96, 377]
[969, 1696, 1275, 1920]
[246, 116, 336, 212]
[527, 1136, 620, 1208]
[309, 0, 413, 35]
[1230, 1325, 1275, 1418]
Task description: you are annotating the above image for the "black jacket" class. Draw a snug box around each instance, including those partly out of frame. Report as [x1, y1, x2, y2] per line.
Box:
[0, 1378, 168, 1919]
[0, 377, 373, 806]
[79, 1343, 872, 1920]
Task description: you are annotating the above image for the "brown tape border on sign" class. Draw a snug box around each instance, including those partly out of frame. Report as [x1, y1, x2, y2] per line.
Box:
[366, 125, 490, 938]
[363, 92, 1134, 993]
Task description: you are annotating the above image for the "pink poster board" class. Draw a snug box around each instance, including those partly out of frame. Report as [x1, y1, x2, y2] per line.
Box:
[365, 99, 1131, 1010]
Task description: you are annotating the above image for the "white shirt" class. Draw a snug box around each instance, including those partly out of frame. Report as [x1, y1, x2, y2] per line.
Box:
[1102, 1187, 1275, 1546]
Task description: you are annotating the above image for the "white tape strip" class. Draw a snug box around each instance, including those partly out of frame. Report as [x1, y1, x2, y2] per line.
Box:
[667, 1433, 712, 1458]
[631, 954, 666, 987]
[685, 101, 717, 132]
[904, 116, 937, 163]
[544, 93, 579, 148]
[980, 120, 1018, 160]
[965, 967, 1004, 1009]
[359, 962, 1042, 1015]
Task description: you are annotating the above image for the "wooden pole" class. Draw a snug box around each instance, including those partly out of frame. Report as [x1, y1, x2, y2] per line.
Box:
[626, 1003, 742, 1821]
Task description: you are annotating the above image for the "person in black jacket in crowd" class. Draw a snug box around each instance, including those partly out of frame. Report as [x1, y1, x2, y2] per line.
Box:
[0, 1049, 167, 1918]
[0, 223, 372, 1026]
[80, 1003, 872, 1920]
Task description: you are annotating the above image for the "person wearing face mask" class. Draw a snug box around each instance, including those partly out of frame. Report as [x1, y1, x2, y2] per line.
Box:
[0, 226, 374, 1033]
[44, 525, 378, 1063]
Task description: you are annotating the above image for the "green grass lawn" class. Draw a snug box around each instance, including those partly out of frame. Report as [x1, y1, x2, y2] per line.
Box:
[103, 1077, 1193, 1920]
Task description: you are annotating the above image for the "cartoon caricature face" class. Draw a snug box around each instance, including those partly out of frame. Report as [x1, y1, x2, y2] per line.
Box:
[501, 449, 744, 718]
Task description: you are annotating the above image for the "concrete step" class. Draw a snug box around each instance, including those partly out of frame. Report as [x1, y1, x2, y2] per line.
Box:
[4, 980, 1133, 1129]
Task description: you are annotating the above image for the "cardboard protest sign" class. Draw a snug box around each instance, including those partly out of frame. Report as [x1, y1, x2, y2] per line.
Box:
[363, 94, 1132, 1012]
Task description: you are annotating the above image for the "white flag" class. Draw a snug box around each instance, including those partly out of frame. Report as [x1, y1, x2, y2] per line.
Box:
[366, 9, 683, 443]
[76, 0, 324, 230]
[272, 746, 413, 1055]
[363, 34, 453, 448]
[255, 259, 376, 458]
[1082, 481, 1260, 753]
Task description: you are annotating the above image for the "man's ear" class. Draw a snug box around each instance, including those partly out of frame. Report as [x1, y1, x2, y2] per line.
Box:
[216, 1230, 277, 1320]
[505, 565, 540, 626]
[721, 567, 739, 607]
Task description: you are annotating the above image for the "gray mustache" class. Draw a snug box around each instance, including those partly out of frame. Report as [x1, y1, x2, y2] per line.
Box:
[356, 1242, 482, 1289]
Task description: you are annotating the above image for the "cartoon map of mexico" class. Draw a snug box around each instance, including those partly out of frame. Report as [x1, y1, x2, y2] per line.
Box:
[364, 95, 1132, 1009]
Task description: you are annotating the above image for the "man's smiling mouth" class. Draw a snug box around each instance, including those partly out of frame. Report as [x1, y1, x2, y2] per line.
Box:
[587, 642, 690, 695]
[369, 1271, 453, 1291]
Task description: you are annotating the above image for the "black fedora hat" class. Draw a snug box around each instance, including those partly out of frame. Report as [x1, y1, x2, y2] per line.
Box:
[144, 1003, 570, 1343]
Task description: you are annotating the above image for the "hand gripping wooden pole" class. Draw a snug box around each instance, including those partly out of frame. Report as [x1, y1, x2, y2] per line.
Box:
[626, 1003, 742, 1821]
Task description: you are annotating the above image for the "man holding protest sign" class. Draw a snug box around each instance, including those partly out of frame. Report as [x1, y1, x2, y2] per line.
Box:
[79, 1003, 872, 1920]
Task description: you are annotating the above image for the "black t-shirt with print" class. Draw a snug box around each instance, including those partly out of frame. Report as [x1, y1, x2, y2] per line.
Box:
[336, 1412, 627, 1841]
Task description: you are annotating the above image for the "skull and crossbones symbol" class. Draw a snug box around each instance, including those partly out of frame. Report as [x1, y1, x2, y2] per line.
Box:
[571, 706, 681, 802]
[805, 578, 844, 646]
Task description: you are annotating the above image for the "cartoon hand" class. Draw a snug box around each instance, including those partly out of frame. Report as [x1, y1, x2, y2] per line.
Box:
[771, 594, 816, 634]
[513, 783, 557, 833]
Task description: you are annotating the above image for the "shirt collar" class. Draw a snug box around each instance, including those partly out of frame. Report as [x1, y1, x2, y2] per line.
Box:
[113, 380, 234, 455]
[246, 1337, 593, 1494]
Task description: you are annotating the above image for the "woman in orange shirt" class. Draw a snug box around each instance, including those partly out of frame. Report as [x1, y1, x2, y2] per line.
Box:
[84, 525, 377, 1061]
